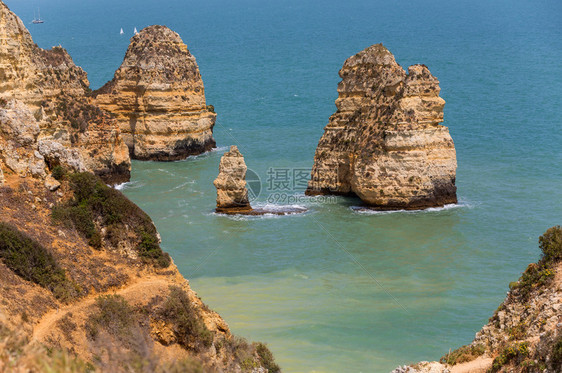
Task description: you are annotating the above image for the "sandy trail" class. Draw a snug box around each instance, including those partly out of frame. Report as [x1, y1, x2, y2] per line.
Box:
[32, 277, 171, 341]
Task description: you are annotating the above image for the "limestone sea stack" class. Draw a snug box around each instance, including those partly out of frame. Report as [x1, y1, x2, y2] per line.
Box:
[213, 146, 307, 216]
[306, 44, 457, 210]
[213, 146, 252, 213]
[0, 0, 131, 184]
[94, 25, 217, 161]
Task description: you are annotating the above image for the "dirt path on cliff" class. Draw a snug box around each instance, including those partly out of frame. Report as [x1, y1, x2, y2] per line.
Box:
[450, 356, 494, 373]
[32, 276, 171, 342]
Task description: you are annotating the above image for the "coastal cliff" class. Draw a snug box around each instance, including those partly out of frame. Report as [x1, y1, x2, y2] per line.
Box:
[0, 2, 279, 371]
[393, 227, 562, 373]
[306, 44, 457, 210]
[94, 25, 217, 161]
[0, 1, 131, 184]
[0, 173, 280, 372]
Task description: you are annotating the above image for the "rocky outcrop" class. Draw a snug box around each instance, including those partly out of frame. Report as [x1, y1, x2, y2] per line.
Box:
[392, 227, 562, 373]
[94, 25, 216, 161]
[306, 44, 457, 210]
[0, 0, 131, 184]
[213, 146, 307, 216]
[214, 146, 252, 213]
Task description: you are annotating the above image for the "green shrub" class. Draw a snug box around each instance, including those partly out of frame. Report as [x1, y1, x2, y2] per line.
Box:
[52, 205, 101, 248]
[52, 172, 170, 267]
[0, 223, 76, 300]
[539, 226, 562, 264]
[159, 286, 213, 351]
[509, 226, 561, 299]
[51, 165, 66, 181]
[508, 321, 527, 341]
[440, 344, 485, 365]
[490, 342, 529, 373]
[256, 342, 280, 373]
[86, 295, 134, 341]
[511, 262, 554, 299]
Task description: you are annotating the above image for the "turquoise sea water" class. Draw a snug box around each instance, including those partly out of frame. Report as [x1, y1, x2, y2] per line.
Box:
[7, 0, 562, 371]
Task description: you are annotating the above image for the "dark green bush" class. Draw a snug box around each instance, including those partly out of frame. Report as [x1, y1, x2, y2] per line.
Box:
[51, 165, 66, 181]
[0, 223, 75, 300]
[159, 286, 213, 351]
[86, 295, 134, 341]
[539, 225, 562, 264]
[256, 342, 280, 373]
[440, 344, 485, 365]
[509, 226, 561, 299]
[52, 172, 170, 267]
[52, 205, 101, 248]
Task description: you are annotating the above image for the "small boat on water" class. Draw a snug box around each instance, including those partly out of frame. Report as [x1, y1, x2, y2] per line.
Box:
[134, 27, 138, 35]
[32, 8, 44, 24]
[120, 28, 124, 35]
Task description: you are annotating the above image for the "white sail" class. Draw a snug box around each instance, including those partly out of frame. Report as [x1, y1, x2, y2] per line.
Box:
[134, 27, 138, 35]
[120, 28, 124, 35]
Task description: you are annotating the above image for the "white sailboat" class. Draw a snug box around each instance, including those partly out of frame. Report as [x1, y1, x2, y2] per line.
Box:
[134, 27, 138, 35]
[32, 8, 44, 24]
[120, 28, 124, 35]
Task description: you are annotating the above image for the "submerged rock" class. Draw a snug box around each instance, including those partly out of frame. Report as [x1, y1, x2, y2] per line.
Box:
[94, 25, 217, 161]
[306, 44, 457, 210]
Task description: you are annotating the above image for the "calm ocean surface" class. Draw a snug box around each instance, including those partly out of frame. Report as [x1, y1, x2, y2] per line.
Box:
[7, 0, 562, 371]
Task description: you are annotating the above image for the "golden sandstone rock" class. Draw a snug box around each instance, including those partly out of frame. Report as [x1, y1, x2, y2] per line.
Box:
[94, 26, 216, 161]
[306, 44, 457, 210]
[213, 146, 252, 213]
[0, 1, 130, 184]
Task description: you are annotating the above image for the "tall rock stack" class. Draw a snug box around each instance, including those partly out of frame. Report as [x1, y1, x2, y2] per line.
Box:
[306, 44, 457, 210]
[0, 0, 131, 184]
[213, 146, 252, 213]
[94, 25, 217, 161]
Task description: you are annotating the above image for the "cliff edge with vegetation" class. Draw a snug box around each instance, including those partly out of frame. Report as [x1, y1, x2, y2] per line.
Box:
[0, 1, 279, 371]
[392, 226, 562, 373]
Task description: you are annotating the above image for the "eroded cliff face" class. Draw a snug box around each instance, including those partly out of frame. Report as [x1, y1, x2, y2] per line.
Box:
[306, 44, 457, 210]
[94, 25, 217, 161]
[0, 1, 131, 184]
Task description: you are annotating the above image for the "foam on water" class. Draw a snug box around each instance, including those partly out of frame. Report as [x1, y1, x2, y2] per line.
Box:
[350, 202, 472, 215]
[113, 180, 145, 190]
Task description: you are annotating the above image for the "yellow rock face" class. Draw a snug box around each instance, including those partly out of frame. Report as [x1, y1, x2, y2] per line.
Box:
[306, 44, 457, 209]
[0, 1, 131, 184]
[94, 25, 216, 161]
[213, 146, 251, 212]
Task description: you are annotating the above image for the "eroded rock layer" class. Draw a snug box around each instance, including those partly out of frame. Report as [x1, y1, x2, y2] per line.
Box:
[306, 44, 457, 210]
[0, 1, 130, 184]
[94, 25, 216, 161]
